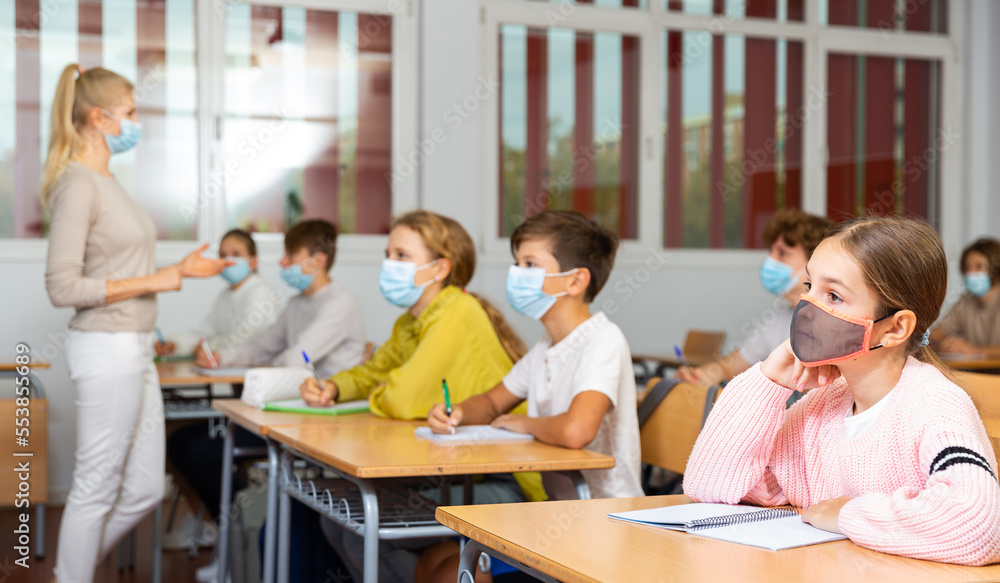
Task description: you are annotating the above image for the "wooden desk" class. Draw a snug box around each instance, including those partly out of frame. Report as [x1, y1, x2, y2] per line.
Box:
[0, 359, 49, 559]
[0, 360, 50, 372]
[939, 353, 1000, 372]
[155, 362, 246, 386]
[438, 495, 1000, 583]
[268, 422, 616, 583]
[267, 423, 613, 479]
[211, 398, 400, 435]
[211, 399, 401, 583]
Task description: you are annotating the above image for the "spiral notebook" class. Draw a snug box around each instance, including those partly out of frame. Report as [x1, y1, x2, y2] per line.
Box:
[608, 503, 846, 551]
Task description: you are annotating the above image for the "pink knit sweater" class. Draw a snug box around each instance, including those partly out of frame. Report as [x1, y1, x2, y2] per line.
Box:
[684, 357, 1000, 566]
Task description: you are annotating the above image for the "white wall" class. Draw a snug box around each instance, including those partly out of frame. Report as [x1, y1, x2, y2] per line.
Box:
[3, 0, 998, 502]
[965, 0, 1000, 240]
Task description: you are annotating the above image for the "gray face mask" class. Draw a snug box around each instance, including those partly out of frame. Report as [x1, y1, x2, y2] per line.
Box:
[790, 294, 891, 366]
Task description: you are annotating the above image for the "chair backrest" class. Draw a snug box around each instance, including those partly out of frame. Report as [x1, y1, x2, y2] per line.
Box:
[639, 377, 714, 475]
[682, 330, 726, 366]
[955, 371, 1000, 463]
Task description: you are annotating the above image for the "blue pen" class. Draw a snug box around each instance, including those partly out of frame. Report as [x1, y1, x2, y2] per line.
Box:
[155, 327, 166, 344]
[674, 345, 689, 368]
[302, 351, 324, 384]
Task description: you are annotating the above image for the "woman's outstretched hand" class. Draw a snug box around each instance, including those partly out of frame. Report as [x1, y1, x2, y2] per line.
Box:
[178, 243, 232, 278]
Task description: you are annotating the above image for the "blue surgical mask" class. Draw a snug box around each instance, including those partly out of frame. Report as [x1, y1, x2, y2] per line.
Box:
[760, 256, 798, 296]
[965, 272, 992, 298]
[280, 263, 314, 292]
[379, 259, 440, 308]
[100, 109, 142, 155]
[506, 265, 577, 320]
[220, 257, 251, 286]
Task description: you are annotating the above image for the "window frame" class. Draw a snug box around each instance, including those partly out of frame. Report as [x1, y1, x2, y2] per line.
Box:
[0, 0, 418, 265]
[479, 0, 964, 267]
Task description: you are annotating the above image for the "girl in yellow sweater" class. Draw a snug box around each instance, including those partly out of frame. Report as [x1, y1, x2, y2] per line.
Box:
[299, 210, 542, 583]
[300, 210, 524, 419]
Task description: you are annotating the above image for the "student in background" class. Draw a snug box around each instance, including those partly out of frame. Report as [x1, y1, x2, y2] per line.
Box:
[676, 208, 831, 387]
[181, 219, 365, 582]
[42, 64, 229, 583]
[685, 216, 1000, 566]
[419, 210, 642, 583]
[930, 237, 1000, 357]
[155, 228, 277, 356]
[195, 219, 365, 376]
[299, 210, 541, 583]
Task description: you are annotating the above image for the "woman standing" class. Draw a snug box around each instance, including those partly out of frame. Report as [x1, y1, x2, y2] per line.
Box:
[42, 64, 228, 583]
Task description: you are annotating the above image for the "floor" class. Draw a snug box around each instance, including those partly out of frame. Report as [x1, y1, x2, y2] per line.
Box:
[0, 503, 214, 583]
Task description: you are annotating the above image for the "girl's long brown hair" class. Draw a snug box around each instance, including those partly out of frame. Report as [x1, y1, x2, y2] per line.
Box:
[824, 215, 955, 380]
[392, 210, 527, 362]
[42, 65, 134, 208]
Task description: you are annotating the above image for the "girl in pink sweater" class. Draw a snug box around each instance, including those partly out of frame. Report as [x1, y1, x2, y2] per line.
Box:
[685, 216, 1000, 566]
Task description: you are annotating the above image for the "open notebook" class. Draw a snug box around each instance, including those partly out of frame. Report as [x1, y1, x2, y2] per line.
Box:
[262, 398, 370, 416]
[609, 503, 846, 551]
[414, 425, 534, 444]
[193, 366, 251, 377]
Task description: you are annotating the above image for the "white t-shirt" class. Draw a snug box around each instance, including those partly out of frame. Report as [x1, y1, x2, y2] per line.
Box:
[739, 303, 794, 365]
[173, 273, 280, 354]
[503, 312, 643, 500]
[843, 391, 895, 440]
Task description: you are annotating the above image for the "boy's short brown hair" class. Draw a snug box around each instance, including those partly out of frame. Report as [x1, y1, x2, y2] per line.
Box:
[284, 219, 338, 271]
[510, 210, 620, 303]
[762, 208, 832, 256]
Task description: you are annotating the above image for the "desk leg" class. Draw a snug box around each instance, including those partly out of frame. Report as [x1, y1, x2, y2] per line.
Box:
[457, 540, 486, 583]
[358, 478, 380, 583]
[277, 449, 292, 583]
[262, 439, 279, 583]
[152, 504, 162, 583]
[217, 421, 236, 583]
[34, 504, 45, 558]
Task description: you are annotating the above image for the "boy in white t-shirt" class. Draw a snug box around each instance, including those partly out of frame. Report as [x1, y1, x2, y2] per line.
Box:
[419, 211, 641, 583]
[427, 210, 642, 500]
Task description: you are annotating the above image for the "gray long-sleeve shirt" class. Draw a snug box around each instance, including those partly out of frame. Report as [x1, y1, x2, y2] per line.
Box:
[218, 280, 366, 378]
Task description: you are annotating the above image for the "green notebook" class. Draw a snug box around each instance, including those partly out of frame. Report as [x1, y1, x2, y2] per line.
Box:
[262, 398, 370, 416]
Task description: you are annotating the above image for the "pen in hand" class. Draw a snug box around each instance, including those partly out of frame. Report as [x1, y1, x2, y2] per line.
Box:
[199, 337, 219, 368]
[441, 378, 454, 433]
[674, 344, 689, 368]
[302, 351, 329, 406]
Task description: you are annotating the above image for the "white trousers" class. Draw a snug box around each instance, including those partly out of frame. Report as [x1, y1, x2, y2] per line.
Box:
[55, 330, 164, 583]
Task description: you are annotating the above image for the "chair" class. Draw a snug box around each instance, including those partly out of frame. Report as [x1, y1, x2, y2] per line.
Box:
[639, 330, 727, 379]
[955, 371, 1000, 463]
[681, 330, 726, 367]
[638, 377, 724, 478]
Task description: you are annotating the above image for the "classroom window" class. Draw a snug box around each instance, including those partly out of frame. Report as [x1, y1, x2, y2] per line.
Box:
[523, 0, 648, 8]
[2, 0, 198, 240]
[222, 4, 393, 235]
[662, 31, 803, 249]
[663, 0, 805, 21]
[498, 25, 640, 239]
[820, 0, 947, 33]
[825, 53, 940, 223]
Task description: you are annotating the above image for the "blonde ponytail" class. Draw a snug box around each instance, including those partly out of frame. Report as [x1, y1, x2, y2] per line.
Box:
[41, 65, 134, 209]
[41, 64, 83, 208]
